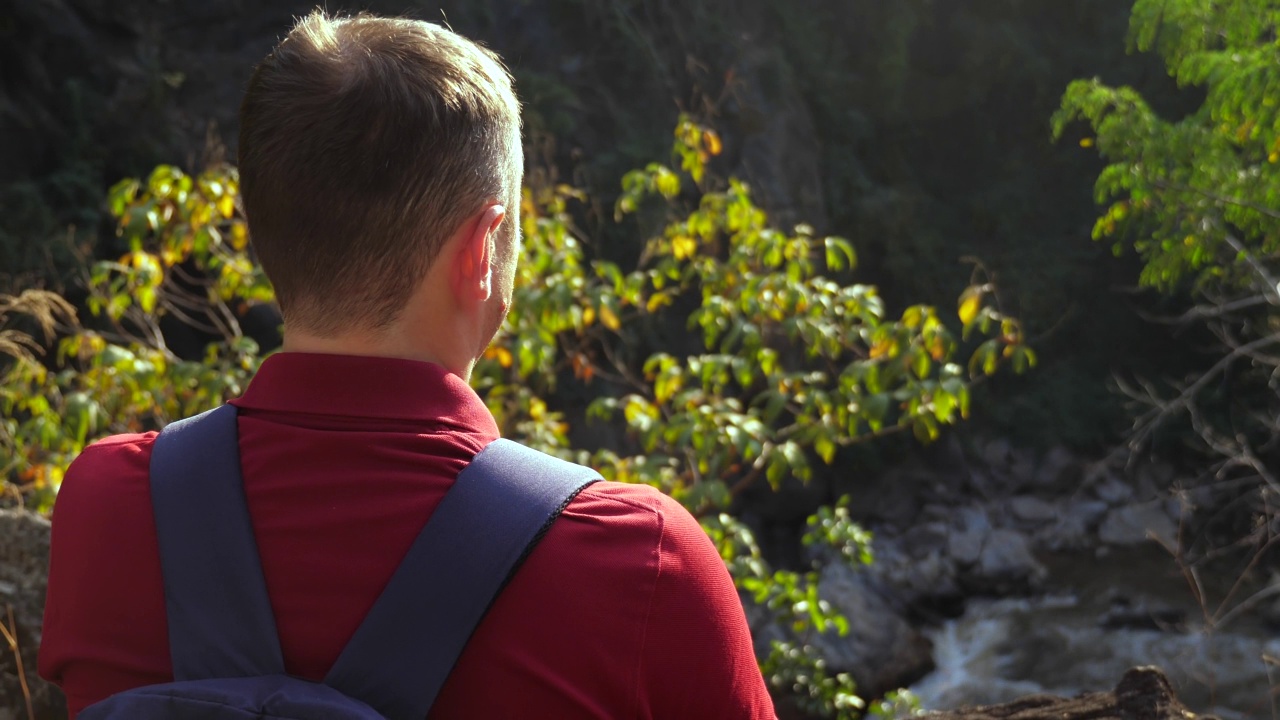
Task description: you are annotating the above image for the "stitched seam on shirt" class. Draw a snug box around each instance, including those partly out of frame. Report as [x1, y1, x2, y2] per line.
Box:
[566, 485, 659, 514]
[629, 498, 664, 720]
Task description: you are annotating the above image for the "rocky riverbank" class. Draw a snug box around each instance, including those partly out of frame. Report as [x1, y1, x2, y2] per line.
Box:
[753, 436, 1276, 717]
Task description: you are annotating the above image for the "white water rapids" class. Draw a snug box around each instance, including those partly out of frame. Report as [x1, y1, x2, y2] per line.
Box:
[909, 548, 1280, 719]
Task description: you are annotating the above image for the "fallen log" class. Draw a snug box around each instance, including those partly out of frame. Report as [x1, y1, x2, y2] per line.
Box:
[921, 666, 1207, 720]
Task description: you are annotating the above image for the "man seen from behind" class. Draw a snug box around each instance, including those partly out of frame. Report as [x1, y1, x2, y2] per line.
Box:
[39, 11, 777, 719]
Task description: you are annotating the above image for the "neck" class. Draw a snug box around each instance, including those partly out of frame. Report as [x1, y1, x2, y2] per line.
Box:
[281, 327, 473, 380]
[278, 235, 495, 381]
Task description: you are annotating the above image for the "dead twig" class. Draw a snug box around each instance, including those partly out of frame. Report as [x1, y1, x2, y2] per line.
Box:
[0, 604, 35, 720]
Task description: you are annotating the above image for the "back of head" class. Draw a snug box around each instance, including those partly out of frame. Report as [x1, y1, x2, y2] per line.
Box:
[239, 11, 522, 335]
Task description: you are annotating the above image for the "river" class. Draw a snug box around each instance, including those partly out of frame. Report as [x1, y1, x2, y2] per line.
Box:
[910, 546, 1279, 719]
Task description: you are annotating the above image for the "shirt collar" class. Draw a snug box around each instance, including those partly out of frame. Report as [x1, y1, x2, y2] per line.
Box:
[231, 352, 499, 434]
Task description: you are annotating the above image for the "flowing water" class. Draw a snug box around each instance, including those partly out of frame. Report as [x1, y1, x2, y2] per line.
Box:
[910, 547, 1280, 719]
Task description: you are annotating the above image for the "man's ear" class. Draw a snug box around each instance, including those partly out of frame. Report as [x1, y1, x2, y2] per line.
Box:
[451, 203, 507, 304]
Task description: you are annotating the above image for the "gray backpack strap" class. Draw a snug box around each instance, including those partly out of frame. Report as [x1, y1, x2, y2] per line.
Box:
[324, 439, 600, 720]
[149, 404, 286, 680]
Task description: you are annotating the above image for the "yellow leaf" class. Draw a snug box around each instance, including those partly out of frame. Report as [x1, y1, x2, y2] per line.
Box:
[928, 337, 947, 361]
[583, 306, 596, 327]
[646, 292, 672, 313]
[704, 130, 723, 156]
[869, 339, 896, 359]
[161, 246, 183, 265]
[599, 305, 621, 331]
[230, 222, 249, 250]
[672, 235, 697, 260]
[191, 201, 213, 227]
[484, 345, 514, 368]
[958, 291, 983, 326]
[1079, 138, 1094, 148]
[654, 168, 681, 198]
[217, 194, 236, 219]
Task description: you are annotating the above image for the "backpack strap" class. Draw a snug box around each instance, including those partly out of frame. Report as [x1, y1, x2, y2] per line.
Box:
[149, 404, 286, 680]
[324, 439, 600, 720]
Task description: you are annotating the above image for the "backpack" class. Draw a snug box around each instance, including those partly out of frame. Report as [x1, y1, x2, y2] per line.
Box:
[79, 404, 600, 720]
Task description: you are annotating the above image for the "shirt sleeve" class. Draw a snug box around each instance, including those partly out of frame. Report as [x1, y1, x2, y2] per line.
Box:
[39, 433, 172, 718]
[633, 491, 777, 720]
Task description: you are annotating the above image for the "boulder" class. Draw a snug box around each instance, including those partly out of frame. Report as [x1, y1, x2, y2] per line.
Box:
[1097, 502, 1178, 548]
[968, 529, 1047, 595]
[949, 507, 991, 567]
[1008, 497, 1056, 524]
[1092, 474, 1134, 506]
[0, 510, 63, 720]
[869, 530, 964, 612]
[1037, 500, 1108, 551]
[808, 562, 935, 698]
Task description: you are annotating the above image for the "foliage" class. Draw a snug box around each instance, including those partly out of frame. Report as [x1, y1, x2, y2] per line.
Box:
[0, 165, 265, 512]
[1054, 0, 1280, 618]
[764, 0, 1158, 448]
[475, 117, 1030, 714]
[1, 119, 1030, 715]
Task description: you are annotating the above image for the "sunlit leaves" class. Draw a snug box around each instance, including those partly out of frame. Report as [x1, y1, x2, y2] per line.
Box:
[1055, 2, 1280, 296]
[804, 498, 874, 567]
[673, 114, 723, 184]
[1, 333, 258, 511]
[958, 285, 984, 326]
[474, 130, 1029, 720]
[468, 116, 1028, 713]
[1056, 0, 1280, 513]
[2, 165, 269, 510]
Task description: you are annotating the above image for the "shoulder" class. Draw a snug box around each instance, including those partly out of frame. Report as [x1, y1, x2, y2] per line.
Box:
[41, 432, 170, 705]
[51, 432, 157, 539]
[562, 481, 724, 577]
[59, 432, 157, 496]
[564, 485, 775, 718]
[563, 480, 704, 534]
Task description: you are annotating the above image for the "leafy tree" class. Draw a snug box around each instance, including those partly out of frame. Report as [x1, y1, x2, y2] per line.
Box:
[1054, 0, 1280, 625]
[1, 165, 266, 512]
[1, 118, 1030, 716]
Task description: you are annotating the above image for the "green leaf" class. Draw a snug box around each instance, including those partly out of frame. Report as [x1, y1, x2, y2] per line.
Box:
[912, 415, 939, 443]
[766, 453, 787, 488]
[137, 286, 157, 314]
[815, 434, 837, 464]
[824, 237, 856, 272]
[912, 349, 931, 380]
[864, 394, 890, 431]
[902, 306, 924, 329]
[654, 166, 681, 198]
[958, 286, 984, 326]
[933, 389, 957, 421]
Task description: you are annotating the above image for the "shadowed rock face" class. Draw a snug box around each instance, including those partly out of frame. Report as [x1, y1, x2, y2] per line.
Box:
[920, 667, 1207, 720]
[0, 510, 63, 720]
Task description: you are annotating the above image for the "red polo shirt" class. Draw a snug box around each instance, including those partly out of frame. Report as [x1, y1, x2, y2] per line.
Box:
[39, 353, 775, 719]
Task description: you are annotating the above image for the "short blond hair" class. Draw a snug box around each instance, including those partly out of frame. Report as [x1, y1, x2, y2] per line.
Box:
[238, 11, 522, 334]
